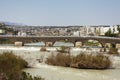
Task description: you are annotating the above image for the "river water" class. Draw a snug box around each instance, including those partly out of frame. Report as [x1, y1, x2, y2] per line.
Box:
[0, 42, 120, 80]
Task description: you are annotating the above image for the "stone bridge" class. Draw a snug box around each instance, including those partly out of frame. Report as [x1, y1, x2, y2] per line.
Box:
[0, 36, 120, 48]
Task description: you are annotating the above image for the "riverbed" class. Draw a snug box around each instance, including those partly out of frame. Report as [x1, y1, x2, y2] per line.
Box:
[24, 63, 120, 80]
[0, 46, 120, 80]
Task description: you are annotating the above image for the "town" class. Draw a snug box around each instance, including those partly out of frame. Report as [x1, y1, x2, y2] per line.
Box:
[0, 22, 120, 37]
[1, 0, 120, 80]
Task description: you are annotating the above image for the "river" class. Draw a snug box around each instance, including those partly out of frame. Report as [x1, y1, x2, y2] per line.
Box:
[0, 42, 120, 80]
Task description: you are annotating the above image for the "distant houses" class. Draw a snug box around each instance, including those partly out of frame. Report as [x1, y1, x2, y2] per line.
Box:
[17, 31, 27, 36]
[0, 29, 6, 35]
[73, 25, 119, 36]
[0, 21, 120, 37]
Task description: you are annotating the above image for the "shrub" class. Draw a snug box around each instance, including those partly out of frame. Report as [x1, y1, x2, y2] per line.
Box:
[0, 52, 44, 80]
[46, 53, 71, 67]
[40, 47, 46, 51]
[21, 72, 44, 80]
[0, 52, 28, 71]
[46, 53, 112, 69]
[108, 48, 119, 55]
[71, 54, 111, 69]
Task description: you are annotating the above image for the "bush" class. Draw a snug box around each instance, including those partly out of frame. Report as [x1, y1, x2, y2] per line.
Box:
[0, 52, 44, 80]
[108, 48, 119, 55]
[21, 72, 44, 80]
[46, 53, 112, 69]
[0, 52, 28, 70]
[46, 53, 71, 67]
[0, 72, 44, 80]
[71, 54, 111, 69]
[40, 47, 46, 51]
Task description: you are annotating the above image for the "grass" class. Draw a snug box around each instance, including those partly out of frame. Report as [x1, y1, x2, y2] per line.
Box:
[46, 53, 112, 69]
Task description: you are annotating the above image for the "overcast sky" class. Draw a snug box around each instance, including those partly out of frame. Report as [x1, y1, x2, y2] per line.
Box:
[0, 0, 120, 26]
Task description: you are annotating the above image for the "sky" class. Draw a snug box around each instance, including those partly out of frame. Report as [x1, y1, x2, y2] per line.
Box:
[0, 0, 120, 26]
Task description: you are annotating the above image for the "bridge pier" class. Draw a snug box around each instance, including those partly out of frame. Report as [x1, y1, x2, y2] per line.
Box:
[103, 45, 106, 52]
[75, 42, 83, 47]
[116, 44, 120, 49]
[14, 41, 24, 46]
[100, 42, 106, 52]
[45, 42, 54, 47]
[1, 36, 120, 48]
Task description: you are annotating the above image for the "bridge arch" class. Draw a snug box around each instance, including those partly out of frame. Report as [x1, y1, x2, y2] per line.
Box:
[53, 39, 74, 47]
[1, 36, 120, 48]
[105, 43, 116, 48]
[76, 39, 104, 48]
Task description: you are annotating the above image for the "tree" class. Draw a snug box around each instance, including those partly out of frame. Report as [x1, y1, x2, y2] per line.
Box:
[105, 28, 118, 37]
[117, 25, 120, 33]
[105, 28, 112, 37]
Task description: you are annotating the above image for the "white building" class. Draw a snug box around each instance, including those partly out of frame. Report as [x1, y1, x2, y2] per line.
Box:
[110, 25, 119, 34]
[99, 27, 105, 35]
[97, 25, 119, 36]
[73, 31, 80, 36]
[18, 31, 27, 36]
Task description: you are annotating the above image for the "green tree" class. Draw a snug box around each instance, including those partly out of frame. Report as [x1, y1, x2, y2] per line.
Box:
[117, 25, 120, 33]
[105, 28, 118, 37]
[105, 28, 112, 37]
